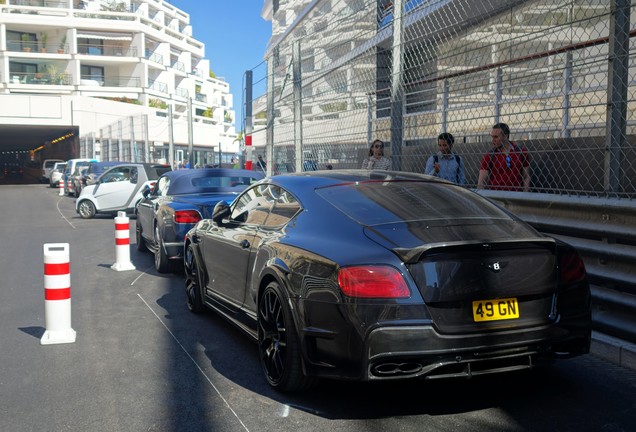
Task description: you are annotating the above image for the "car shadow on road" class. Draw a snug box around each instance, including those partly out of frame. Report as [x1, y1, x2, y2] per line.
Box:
[150, 280, 595, 423]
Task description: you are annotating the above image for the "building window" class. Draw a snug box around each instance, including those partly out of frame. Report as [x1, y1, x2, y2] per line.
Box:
[78, 38, 104, 55]
[81, 65, 104, 84]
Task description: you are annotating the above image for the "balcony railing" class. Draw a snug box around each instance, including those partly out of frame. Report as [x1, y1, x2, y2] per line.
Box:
[103, 76, 141, 87]
[9, 72, 71, 85]
[148, 79, 168, 94]
[13, 0, 66, 7]
[145, 51, 163, 65]
[175, 88, 189, 98]
[78, 44, 137, 57]
[171, 61, 185, 73]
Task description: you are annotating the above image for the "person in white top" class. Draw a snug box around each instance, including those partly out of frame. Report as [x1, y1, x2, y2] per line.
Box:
[363, 139, 391, 170]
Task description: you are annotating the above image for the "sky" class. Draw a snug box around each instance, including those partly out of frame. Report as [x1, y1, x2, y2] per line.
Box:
[166, 1, 272, 132]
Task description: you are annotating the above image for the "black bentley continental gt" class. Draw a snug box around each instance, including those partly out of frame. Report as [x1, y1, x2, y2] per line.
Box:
[184, 170, 591, 392]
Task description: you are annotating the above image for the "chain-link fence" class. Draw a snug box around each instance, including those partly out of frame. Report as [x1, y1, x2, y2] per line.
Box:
[248, 0, 636, 198]
[79, 113, 237, 168]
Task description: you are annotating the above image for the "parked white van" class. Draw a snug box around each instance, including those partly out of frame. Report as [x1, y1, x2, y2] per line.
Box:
[41, 159, 64, 183]
[62, 158, 97, 196]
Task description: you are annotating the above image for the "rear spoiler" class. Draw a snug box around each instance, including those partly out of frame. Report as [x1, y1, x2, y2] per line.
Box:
[393, 237, 557, 264]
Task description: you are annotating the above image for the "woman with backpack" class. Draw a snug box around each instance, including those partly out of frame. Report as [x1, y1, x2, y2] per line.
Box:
[424, 132, 465, 185]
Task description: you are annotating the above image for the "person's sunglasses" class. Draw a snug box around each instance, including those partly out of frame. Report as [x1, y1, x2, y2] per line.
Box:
[505, 155, 511, 168]
[374, 144, 383, 148]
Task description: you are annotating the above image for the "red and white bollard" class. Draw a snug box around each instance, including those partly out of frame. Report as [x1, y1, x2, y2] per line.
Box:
[245, 134, 253, 170]
[41, 243, 76, 345]
[111, 211, 135, 271]
[58, 178, 64, 196]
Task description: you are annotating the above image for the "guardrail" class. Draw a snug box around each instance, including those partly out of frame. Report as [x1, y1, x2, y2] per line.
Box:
[481, 191, 636, 344]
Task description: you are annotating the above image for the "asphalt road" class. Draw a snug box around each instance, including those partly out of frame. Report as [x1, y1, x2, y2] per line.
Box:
[1, 184, 636, 432]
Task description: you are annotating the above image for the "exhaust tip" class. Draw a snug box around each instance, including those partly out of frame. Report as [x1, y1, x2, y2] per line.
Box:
[372, 362, 423, 376]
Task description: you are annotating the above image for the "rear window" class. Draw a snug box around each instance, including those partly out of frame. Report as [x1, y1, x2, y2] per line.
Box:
[315, 181, 512, 226]
[148, 165, 172, 178]
[44, 161, 61, 168]
[88, 163, 122, 176]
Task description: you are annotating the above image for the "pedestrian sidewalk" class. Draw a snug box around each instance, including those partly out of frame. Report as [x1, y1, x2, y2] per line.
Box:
[591, 331, 636, 371]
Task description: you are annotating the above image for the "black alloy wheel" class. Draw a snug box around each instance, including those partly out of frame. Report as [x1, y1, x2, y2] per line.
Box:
[258, 281, 313, 392]
[135, 222, 147, 252]
[184, 244, 204, 313]
[154, 225, 172, 273]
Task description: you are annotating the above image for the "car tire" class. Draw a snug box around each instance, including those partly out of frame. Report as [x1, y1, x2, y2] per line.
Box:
[184, 244, 204, 313]
[154, 225, 172, 273]
[77, 200, 96, 219]
[258, 281, 314, 392]
[136, 221, 148, 252]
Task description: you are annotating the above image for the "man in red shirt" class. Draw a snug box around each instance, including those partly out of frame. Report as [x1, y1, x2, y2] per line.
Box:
[477, 123, 530, 192]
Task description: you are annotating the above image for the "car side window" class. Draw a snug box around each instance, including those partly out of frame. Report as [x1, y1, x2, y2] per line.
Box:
[130, 167, 138, 184]
[101, 166, 130, 183]
[265, 189, 301, 228]
[156, 176, 170, 196]
[231, 185, 276, 225]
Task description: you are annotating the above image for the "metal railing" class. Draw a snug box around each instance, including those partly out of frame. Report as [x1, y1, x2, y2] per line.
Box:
[77, 44, 137, 57]
[483, 191, 636, 344]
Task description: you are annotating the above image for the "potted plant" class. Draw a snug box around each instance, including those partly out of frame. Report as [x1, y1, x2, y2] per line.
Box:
[58, 34, 66, 54]
[39, 32, 48, 53]
[21, 33, 31, 52]
[45, 64, 64, 84]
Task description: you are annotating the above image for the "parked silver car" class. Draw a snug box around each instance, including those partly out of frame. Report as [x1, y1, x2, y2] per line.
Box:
[49, 162, 67, 188]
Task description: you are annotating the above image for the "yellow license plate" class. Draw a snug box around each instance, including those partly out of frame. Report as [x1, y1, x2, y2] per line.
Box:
[472, 298, 520, 322]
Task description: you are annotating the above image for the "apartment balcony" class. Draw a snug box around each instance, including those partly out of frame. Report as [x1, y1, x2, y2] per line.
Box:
[194, 93, 207, 103]
[79, 75, 141, 87]
[175, 88, 189, 98]
[148, 79, 168, 94]
[8, 71, 141, 87]
[171, 60, 186, 73]
[9, 71, 71, 85]
[78, 44, 137, 57]
[145, 50, 164, 65]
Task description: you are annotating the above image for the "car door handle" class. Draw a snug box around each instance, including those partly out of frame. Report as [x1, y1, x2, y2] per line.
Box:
[240, 239, 250, 249]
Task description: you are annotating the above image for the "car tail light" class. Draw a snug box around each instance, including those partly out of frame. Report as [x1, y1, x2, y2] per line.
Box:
[174, 210, 202, 224]
[559, 249, 587, 284]
[337, 265, 410, 298]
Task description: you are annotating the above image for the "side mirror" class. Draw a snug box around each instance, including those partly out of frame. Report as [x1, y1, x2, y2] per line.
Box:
[141, 184, 151, 198]
[212, 201, 231, 225]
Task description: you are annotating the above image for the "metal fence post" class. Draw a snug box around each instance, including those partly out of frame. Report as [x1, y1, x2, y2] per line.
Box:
[245, 69, 255, 171]
[143, 114, 149, 163]
[130, 116, 136, 162]
[117, 120, 123, 161]
[266, 60, 275, 173]
[390, 0, 404, 171]
[187, 97, 194, 169]
[293, 40, 303, 173]
[605, 0, 630, 195]
[562, 50, 572, 139]
[107, 125, 112, 162]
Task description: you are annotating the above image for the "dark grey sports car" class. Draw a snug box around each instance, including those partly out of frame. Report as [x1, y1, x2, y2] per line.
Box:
[184, 170, 591, 392]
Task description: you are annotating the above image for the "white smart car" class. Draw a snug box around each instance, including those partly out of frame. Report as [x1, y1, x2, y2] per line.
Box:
[76, 163, 171, 219]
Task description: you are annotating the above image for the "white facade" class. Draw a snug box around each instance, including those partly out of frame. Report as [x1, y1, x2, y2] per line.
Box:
[0, 0, 238, 156]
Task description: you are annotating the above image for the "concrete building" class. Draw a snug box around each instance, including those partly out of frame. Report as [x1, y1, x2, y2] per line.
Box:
[0, 0, 237, 167]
